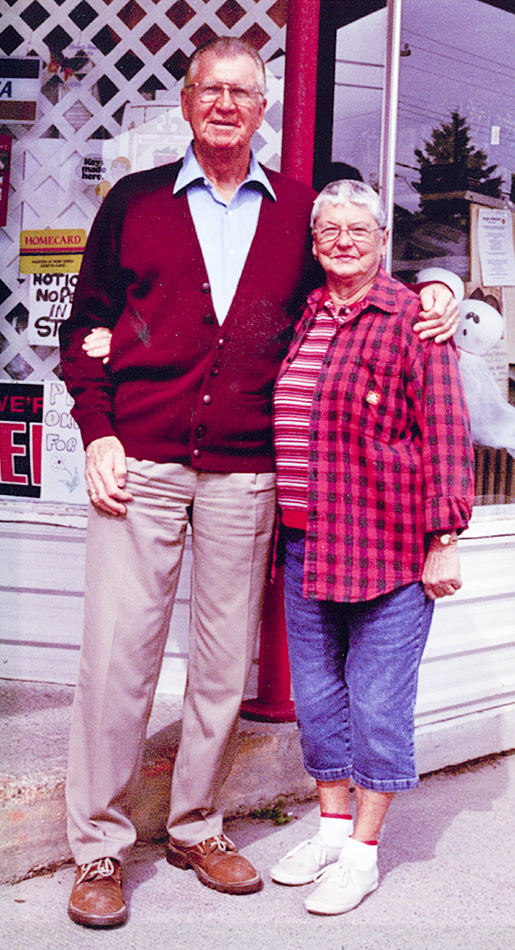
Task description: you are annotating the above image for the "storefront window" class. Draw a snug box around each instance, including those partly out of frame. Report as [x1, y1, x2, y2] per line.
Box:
[332, 6, 386, 189]
[393, 0, 515, 505]
[314, 1, 386, 192]
[393, 0, 514, 280]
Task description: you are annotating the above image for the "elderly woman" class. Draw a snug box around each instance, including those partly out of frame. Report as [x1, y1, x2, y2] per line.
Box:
[270, 180, 475, 915]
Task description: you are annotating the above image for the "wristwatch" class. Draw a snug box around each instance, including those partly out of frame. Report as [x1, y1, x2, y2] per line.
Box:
[435, 533, 458, 546]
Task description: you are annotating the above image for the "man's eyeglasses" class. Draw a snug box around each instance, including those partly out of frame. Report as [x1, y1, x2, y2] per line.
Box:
[314, 225, 385, 245]
[185, 82, 264, 106]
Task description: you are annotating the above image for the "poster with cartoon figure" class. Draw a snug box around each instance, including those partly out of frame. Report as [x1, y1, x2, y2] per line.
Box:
[41, 380, 88, 503]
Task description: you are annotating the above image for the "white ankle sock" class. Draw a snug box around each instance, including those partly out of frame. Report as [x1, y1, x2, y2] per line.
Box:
[319, 815, 353, 848]
[342, 836, 378, 871]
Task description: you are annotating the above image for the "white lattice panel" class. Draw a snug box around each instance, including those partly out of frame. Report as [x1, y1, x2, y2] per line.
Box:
[0, 0, 287, 382]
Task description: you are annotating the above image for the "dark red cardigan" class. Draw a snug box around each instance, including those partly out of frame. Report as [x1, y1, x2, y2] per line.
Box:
[59, 161, 317, 472]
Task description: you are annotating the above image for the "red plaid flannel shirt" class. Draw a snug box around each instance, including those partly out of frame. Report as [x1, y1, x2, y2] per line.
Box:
[276, 268, 475, 602]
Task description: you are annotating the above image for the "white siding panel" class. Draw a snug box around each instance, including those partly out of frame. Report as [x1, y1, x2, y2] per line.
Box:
[0, 591, 191, 649]
[1, 530, 86, 593]
[0, 590, 84, 646]
[0, 516, 192, 690]
[156, 655, 188, 695]
[417, 645, 515, 721]
[415, 527, 515, 730]
[423, 597, 515, 659]
[0, 642, 81, 684]
[1, 508, 515, 773]
[0, 524, 192, 602]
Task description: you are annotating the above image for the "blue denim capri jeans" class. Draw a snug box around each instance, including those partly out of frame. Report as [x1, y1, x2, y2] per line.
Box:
[283, 529, 434, 793]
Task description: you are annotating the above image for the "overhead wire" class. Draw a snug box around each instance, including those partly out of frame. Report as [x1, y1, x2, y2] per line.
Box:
[402, 27, 515, 77]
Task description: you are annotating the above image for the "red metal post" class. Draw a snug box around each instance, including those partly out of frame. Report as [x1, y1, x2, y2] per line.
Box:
[240, 0, 321, 723]
[240, 564, 295, 722]
[280, 0, 321, 185]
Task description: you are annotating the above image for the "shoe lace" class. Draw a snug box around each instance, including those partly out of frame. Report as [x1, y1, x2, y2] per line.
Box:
[313, 860, 349, 886]
[76, 857, 117, 886]
[210, 835, 236, 854]
[282, 836, 325, 864]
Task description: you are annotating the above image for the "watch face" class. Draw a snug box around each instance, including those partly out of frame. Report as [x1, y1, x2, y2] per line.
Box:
[438, 534, 454, 545]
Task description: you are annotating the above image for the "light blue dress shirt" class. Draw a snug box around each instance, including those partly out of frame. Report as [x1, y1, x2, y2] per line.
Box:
[173, 144, 276, 324]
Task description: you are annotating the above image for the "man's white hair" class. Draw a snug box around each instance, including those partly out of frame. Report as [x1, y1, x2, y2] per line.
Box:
[185, 36, 266, 93]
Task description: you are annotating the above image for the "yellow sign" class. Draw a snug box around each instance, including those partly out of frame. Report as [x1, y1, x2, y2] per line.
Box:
[20, 229, 86, 274]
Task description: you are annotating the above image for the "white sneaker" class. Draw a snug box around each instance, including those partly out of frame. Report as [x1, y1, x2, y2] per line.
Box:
[304, 854, 379, 914]
[270, 834, 342, 886]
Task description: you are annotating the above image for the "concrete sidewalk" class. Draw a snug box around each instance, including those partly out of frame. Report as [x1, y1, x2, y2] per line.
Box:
[2, 679, 515, 949]
[2, 753, 515, 950]
[0, 679, 315, 884]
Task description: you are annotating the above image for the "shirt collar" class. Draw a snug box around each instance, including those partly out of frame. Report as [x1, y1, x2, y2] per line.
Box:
[307, 267, 400, 318]
[173, 142, 276, 200]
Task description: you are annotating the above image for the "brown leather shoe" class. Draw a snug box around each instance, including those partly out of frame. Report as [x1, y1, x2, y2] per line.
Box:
[68, 857, 127, 927]
[166, 834, 263, 895]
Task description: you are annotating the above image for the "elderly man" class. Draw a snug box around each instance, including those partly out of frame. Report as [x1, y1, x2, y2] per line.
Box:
[60, 36, 456, 928]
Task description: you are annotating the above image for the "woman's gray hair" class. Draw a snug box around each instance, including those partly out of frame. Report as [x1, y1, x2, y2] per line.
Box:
[185, 37, 266, 93]
[311, 180, 387, 231]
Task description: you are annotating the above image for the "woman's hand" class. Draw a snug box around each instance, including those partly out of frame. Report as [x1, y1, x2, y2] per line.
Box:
[422, 536, 462, 600]
[414, 283, 459, 343]
[82, 327, 113, 364]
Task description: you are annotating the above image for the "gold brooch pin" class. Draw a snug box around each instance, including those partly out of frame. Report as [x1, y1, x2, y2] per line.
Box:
[366, 390, 380, 405]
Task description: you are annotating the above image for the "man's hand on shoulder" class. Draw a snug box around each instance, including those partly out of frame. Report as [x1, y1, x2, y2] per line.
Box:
[413, 282, 459, 343]
[85, 436, 133, 516]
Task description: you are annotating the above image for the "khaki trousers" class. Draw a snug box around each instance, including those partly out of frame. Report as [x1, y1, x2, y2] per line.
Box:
[66, 460, 276, 865]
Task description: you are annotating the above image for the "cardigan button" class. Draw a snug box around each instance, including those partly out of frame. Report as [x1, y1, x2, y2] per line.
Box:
[211, 366, 219, 376]
[202, 282, 210, 294]
[203, 394, 212, 405]
[193, 449, 201, 458]
[217, 338, 225, 347]
[196, 425, 206, 438]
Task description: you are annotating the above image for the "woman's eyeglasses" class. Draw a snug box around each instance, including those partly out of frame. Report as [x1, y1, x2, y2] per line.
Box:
[314, 225, 384, 245]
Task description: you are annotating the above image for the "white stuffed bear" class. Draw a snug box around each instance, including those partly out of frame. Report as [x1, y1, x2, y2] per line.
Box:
[456, 297, 515, 457]
[418, 268, 515, 458]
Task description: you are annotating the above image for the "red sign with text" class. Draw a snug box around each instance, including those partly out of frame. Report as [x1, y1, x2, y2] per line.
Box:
[0, 383, 43, 497]
[0, 134, 12, 228]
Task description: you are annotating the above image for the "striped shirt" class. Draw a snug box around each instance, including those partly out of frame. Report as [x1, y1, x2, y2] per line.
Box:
[274, 288, 355, 527]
